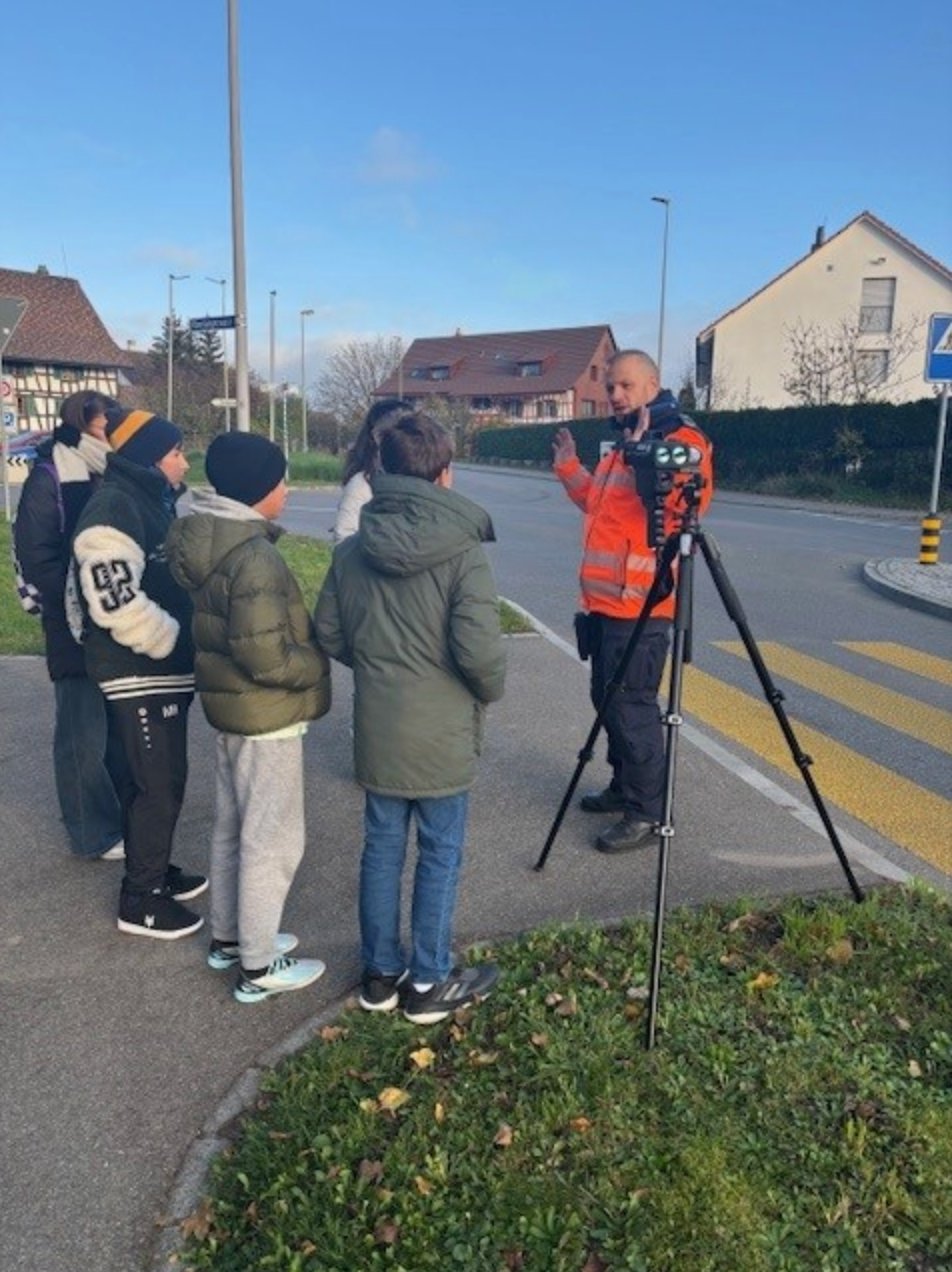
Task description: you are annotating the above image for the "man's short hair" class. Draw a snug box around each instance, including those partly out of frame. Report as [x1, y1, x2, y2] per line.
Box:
[379, 412, 454, 482]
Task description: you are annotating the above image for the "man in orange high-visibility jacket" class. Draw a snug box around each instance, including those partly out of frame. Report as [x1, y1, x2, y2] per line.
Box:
[553, 349, 713, 854]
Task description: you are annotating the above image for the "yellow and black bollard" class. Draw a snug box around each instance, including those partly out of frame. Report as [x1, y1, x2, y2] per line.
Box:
[919, 514, 942, 565]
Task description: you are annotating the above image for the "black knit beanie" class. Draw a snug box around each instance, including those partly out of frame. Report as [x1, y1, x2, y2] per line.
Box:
[205, 433, 287, 506]
[106, 408, 182, 467]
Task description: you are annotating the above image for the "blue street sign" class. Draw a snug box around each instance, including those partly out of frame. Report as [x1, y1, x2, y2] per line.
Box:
[189, 314, 237, 332]
[925, 313, 952, 383]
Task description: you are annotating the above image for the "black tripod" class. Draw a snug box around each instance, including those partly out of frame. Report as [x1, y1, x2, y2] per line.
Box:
[534, 482, 865, 1049]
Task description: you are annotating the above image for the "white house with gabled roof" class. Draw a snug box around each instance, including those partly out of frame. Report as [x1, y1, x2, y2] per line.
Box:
[695, 212, 952, 409]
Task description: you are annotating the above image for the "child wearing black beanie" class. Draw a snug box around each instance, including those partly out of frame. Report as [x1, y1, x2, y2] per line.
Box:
[166, 433, 332, 1003]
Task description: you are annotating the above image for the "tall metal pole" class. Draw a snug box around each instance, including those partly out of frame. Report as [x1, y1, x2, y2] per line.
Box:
[300, 307, 314, 452]
[167, 273, 190, 420]
[206, 276, 230, 431]
[651, 196, 670, 381]
[268, 290, 277, 444]
[227, 0, 250, 431]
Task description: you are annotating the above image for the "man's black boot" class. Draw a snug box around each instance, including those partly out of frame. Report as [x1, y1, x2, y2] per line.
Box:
[595, 816, 658, 854]
[579, 786, 626, 813]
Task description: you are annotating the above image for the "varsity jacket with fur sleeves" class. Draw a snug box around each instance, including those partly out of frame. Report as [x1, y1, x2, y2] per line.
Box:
[72, 453, 194, 693]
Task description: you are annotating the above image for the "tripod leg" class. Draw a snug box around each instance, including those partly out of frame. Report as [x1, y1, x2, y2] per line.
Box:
[696, 531, 864, 903]
[534, 533, 680, 871]
[645, 532, 695, 1049]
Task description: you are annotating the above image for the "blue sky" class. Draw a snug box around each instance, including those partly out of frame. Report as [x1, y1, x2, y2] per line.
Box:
[3, 0, 949, 392]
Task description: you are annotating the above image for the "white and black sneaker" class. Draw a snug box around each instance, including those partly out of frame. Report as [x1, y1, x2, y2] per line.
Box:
[165, 864, 209, 902]
[359, 968, 409, 1012]
[207, 932, 299, 971]
[117, 888, 204, 940]
[404, 964, 500, 1025]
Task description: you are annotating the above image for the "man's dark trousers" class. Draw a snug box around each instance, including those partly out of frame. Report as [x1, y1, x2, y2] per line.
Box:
[589, 614, 670, 822]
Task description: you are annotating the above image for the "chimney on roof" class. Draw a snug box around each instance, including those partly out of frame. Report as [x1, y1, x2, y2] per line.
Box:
[36, 264, 49, 274]
[810, 226, 826, 253]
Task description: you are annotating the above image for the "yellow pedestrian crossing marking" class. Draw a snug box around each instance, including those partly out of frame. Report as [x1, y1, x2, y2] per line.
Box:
[673, 665, 952, 875]
[839, 641, 952, 689]
[713, 641, 952, 756]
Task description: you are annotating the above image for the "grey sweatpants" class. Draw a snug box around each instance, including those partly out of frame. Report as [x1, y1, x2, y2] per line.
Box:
[210, 730, 307, 970]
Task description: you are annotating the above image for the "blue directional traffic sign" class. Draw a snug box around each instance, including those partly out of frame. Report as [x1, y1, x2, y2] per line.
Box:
[925, 313, 952, 383]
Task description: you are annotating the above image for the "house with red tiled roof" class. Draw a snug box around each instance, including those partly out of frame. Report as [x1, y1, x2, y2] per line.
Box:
[0, 266, 132, 433]
[375, 324, 617, 423]
[695, 212, 952, 409]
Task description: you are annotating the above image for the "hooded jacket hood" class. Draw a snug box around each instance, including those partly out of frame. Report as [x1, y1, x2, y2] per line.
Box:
[358, 474, 496, 578]
[166, 487, 280, 593]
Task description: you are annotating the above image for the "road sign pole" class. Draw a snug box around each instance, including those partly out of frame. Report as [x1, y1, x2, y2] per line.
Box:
[0, 296, 28, 523]
[919, 383, 949, 565]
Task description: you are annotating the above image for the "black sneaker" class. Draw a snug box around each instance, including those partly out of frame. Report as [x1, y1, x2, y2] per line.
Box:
[595, 817, 658, 854]
[166, 864, 209, 902]
[359, 968, 409, 1013]
[117, 889, 204, 940]
[579, 786, 626, 813]
[404, 964, 500, 1025]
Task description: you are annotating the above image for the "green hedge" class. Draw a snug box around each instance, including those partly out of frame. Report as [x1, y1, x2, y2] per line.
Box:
[472, 398, 949, 503]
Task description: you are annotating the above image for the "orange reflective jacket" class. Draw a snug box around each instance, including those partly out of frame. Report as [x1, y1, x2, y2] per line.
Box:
[555, 419, 713, 621]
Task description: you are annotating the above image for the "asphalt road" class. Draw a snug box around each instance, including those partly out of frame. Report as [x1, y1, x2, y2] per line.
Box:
[280, 469, 952, 877]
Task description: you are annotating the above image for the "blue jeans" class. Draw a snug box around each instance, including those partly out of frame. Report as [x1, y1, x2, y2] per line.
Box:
[360, 792, 469, 985]
[53, 676, 127, 858]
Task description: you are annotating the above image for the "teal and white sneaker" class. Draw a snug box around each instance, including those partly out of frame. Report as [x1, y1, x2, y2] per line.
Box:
[207, 933, 299, 971]
[233, 955, 326, 1004]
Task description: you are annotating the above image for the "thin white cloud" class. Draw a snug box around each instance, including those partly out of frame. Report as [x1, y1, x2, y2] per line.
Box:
[356, 127, 441, 185]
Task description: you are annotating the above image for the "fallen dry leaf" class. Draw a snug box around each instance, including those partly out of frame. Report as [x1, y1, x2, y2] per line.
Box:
[581, 1252, 608, 1272]
[568, 1117, 593, 1133]
[747, 971, 779, 992]
[530, 1032, 549, 1048]
[374, 1219, 400, 1246]
[179, 1199, 214, 1241]
[434, 1101, 445, 1123]
[378, 1086, 410, 1111]
[493, 1123, 514, 1148]
[409, 1047, 436, 1069]
[320, 1025, 347, 1042]
[556, 997, 578, 1017]
[582, 967, 610, 990]
[826, 938, 854, 964]
[469, 1049, 499, 1066]
[908, 1059, 922, 1078]
[414, 1175, 433, 1196]
[358, 1159, 384, 1183]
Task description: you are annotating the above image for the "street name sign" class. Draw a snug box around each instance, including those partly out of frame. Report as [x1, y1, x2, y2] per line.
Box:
[189, 314, 237, 332]
[925, 313, 952, 383]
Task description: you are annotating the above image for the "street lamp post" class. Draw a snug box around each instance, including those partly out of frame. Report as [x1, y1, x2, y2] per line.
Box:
[300, 307, 314, 452]
[227, 0, 250, 431]
[206, 276, 231, 430]
[651, 196, 670, 381]
[167, 273, 190, 420]
[268, 290, 277, 443]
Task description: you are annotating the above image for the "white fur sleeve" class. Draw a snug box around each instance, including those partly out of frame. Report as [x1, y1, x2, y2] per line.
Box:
[73, 524, 179, 659]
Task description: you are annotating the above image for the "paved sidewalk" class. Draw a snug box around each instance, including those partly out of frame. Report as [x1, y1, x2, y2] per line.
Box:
[0, 616, 944, 1272]
[863, 556, 952, 619]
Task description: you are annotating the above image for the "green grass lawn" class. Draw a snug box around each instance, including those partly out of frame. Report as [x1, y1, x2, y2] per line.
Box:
[180, 883, 952, 1272]
[0, 521, 532, 652]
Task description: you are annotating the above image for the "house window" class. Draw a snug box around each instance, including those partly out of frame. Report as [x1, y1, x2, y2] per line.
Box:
[859, 277, 895, 333]
[856, 349, 889, 387]
[580, 399, 597, 417]
[429, 365, 450, 381]
[471, 397, 492, 411]
[518, 361, 542, 377]
[504, 398, 524, 418]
